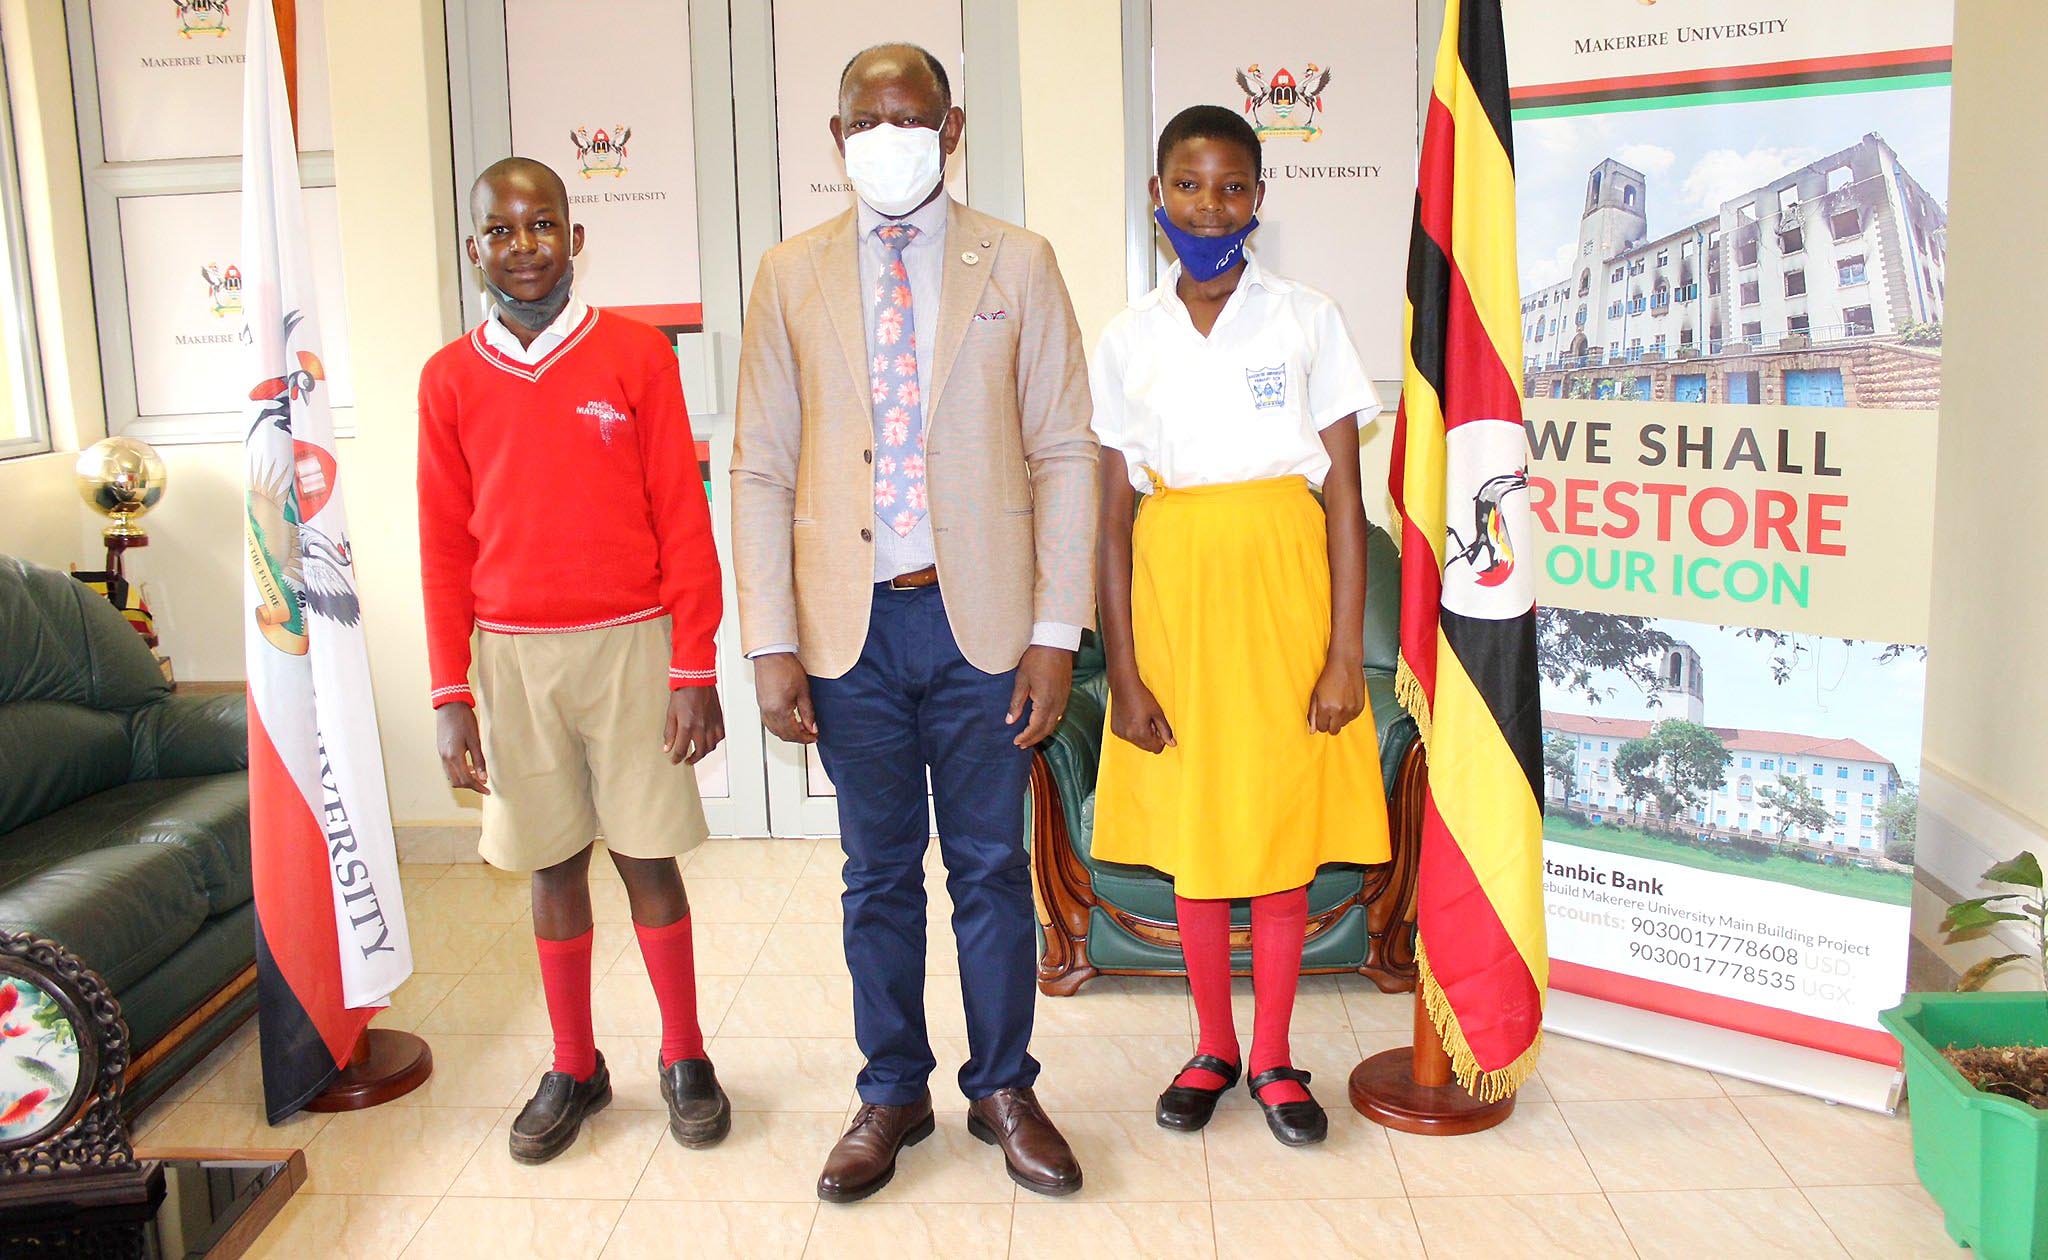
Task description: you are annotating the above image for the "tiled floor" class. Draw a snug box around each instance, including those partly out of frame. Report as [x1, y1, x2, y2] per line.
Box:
[134, 841, 1961, 1258]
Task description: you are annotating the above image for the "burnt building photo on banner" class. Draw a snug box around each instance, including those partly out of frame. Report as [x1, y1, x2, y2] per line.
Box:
[1520, 133, 1947, 409]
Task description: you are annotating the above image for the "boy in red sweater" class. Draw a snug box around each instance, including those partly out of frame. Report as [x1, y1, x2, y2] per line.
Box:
[418, 157, 730, 1163]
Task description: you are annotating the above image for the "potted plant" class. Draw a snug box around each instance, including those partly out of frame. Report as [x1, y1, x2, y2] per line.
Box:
[1880, 853, 2048, 1260]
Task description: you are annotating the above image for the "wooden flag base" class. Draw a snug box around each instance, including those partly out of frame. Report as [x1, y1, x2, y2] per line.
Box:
[304, 1028, 433, 1112]
[1350, 987, 1515, 1135]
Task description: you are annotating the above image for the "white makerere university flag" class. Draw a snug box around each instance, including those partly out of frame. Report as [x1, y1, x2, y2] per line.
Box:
[239, 0, 412, 1121]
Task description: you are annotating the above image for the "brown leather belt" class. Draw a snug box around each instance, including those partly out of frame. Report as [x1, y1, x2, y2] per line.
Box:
[887, 565, 939, 590]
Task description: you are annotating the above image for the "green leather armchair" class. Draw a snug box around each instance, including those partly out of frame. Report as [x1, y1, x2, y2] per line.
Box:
[0, 556, 255, 1114]
[1026, 521, 1422, 995]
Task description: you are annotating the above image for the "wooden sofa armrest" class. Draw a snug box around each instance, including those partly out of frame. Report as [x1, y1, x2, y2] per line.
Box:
[1357, 739, 1424, 993]
[1027, 749, 1102, 995]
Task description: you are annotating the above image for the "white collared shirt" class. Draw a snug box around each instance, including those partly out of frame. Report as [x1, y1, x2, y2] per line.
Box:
[482, 292, 590, 365]
[1090, 251, 1381, 493]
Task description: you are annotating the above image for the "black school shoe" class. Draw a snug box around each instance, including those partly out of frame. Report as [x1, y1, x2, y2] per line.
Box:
[660, 1056, 732, 1148]
[510, 1051, 612, 1164]
[1155, 1054, 1242, 1132]
[1248, 1066, 1328, 1147]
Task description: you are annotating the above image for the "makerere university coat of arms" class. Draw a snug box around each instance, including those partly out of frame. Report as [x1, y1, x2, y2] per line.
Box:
[202, 263, 243, 318]
[1235, 63, 1332, 142]
[174, 0, 231, 38]
[571, 127, 631, 178]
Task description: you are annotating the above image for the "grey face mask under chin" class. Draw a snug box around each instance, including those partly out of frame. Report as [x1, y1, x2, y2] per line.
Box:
[484, 266, 575, 332]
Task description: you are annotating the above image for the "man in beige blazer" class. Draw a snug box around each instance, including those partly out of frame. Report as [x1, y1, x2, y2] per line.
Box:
[731, 44, 1097, 1203]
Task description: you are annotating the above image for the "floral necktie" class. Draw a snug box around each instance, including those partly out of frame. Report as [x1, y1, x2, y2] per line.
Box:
[869, 224, 927, 538]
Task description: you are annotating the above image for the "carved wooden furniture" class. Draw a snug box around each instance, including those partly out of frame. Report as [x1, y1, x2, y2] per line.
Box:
[0, 930, 156, 1214]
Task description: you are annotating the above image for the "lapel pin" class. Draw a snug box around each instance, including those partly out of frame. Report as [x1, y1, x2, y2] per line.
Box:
[980, 239, 992, 249]
[961, 251, 980, 266]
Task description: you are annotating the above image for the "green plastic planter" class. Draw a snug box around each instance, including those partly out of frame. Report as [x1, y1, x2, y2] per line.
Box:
[1880, 992, 2048, 1259]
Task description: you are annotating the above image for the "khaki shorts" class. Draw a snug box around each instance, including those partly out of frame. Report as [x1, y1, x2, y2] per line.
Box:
[474, 616, 709, 872]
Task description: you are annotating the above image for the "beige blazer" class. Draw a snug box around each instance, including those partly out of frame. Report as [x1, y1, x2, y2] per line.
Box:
[731, 200, 1098, 679]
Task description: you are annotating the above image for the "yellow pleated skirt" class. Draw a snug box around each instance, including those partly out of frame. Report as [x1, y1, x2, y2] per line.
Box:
[1092, 476, 1391, 899]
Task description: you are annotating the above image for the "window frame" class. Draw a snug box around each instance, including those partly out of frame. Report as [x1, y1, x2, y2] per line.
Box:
[0, 36, 50, 460]
[62, 0, 344, 446]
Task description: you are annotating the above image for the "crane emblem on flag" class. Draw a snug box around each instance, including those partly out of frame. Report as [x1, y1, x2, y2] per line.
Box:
[245, 311, 361, 652]
[1447, 469, 1529, 592]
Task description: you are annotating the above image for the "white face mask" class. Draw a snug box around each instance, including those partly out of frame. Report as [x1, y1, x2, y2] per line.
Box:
[841, 123, 945, 217]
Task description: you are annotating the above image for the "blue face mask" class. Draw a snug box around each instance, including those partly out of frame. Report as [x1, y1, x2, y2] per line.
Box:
[1153, 207, 1258, 281]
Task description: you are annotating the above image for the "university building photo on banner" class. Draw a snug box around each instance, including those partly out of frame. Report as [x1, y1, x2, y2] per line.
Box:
[7, 1, 2048, 1257]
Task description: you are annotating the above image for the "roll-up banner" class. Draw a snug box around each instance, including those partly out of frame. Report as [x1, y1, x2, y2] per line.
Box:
[1504, 1, 1954, 1110]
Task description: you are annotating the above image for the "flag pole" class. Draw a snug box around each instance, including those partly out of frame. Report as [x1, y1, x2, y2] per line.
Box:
[1349, 971, 1518, 1136]
[259, 0, 433, 1112]
[1346, 0, 1539, 1139]
[1349, 773, 1517, 1134]
[272, 0, 298, 142]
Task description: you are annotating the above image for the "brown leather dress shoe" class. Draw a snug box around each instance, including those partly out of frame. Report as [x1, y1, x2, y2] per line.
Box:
[816, 1092, 936, 1204]
[966, 1087, 1083, 1196]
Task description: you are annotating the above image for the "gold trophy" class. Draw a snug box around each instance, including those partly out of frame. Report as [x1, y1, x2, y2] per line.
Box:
[75, 436, 168, 578]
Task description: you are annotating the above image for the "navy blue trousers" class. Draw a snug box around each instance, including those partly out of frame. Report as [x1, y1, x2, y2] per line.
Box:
[808, 585, 1041, 1105]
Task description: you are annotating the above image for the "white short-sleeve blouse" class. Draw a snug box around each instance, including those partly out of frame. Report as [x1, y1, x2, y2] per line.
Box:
[1089, 250, 1382, 494]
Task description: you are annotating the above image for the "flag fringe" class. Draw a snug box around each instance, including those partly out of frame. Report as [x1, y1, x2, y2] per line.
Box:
[1415, 938, 1543, 1103]
[1394, 656, 1434, 747]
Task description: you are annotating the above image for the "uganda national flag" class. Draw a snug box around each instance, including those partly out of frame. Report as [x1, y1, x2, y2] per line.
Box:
[1388, 0, 1546, 1102]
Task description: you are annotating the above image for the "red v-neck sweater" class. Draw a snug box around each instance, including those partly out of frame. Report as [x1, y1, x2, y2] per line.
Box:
[416, 310, 719, 708]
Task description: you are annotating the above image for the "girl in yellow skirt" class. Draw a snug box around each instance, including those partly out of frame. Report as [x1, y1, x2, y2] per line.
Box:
[1090, 106, 1390, 1147]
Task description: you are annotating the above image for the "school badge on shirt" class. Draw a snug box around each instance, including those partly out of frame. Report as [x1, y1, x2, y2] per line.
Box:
[575, 399, 631, 445]
[1245, 365, 1287, 411]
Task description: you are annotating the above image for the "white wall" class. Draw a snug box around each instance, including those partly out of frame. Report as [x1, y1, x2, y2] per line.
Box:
[1914, 0, 2048, 982]
[1922, 2, 2048, 836]
[1016, 0, 1127, 356]
[322, 1, 465, 824]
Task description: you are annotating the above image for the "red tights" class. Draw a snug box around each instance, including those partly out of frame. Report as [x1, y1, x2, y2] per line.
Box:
[1172, 886, 1311, 1105]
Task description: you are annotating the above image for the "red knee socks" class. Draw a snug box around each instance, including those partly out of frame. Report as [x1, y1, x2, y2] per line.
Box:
[1173, 895, 1239, 1091]
[1248, 886, 1311, 1104]
[635, 914, 705, 1068]
[535, 929, 597, 1081]
[535, 916, 705, 1079]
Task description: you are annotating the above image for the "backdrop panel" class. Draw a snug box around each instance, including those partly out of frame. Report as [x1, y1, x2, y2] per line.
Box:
[90, 0, 335, 160]
[769, 0, 968, 243]
[1151, 0, 1418, 382]
[118, 187, 355, 420]
[506, 0, 705, 332]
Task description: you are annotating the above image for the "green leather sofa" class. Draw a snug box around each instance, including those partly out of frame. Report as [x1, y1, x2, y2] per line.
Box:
[0, 556, 254, 1114]
[1027, 520, 1422, 995]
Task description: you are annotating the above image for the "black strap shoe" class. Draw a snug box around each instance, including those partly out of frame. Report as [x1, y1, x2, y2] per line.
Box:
[509, 1051, 612, 1164]
[1155, 1054, 1242, 1133]
[1248, 1066, 1328, 1147]
[660, 1055, 732, 1149]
